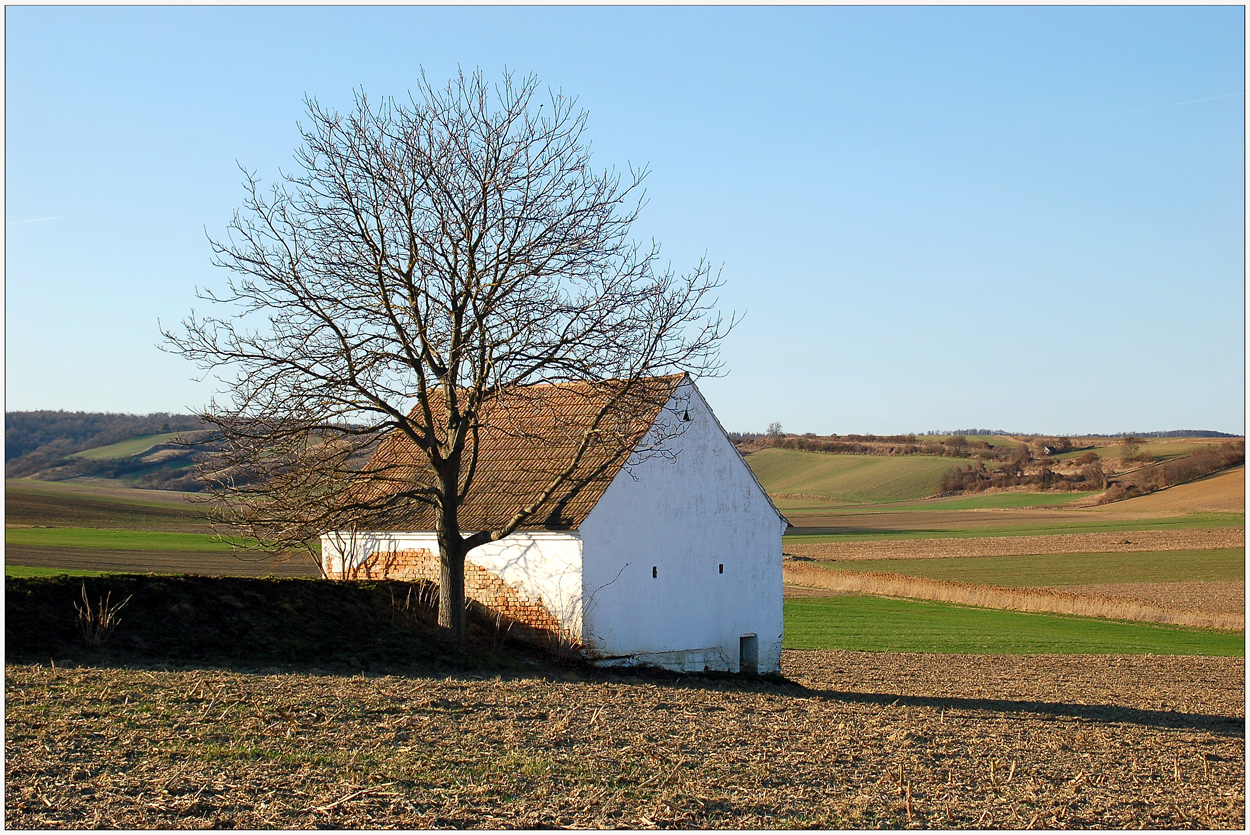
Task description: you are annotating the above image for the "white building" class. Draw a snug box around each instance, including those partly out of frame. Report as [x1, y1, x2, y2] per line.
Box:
[321, 375, 788, 674]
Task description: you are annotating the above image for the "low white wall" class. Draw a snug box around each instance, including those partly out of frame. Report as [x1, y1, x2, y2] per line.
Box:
[577, 380, 786, 673]
[319, 530, 585, 640]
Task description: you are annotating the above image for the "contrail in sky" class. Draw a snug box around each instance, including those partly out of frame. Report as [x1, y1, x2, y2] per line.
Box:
[6, 215, 62, 226]
[1107, 91, 1245, 118]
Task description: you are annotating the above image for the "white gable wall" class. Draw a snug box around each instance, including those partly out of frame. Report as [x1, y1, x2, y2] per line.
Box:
[577, 380, 785, 673]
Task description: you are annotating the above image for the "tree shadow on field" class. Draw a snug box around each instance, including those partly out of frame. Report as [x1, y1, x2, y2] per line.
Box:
[595, 667, 1245, 738]
[785, 685, 1244, 738]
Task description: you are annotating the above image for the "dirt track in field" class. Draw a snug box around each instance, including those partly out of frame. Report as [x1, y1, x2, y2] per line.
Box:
[785, 527, 1244, 562]
[5, 651, 1243, 829]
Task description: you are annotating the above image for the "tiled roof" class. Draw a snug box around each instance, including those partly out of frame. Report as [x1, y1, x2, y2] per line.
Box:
[350, 375, 687, 532]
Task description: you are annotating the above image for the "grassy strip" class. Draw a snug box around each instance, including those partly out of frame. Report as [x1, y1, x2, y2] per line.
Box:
[786, 512, 1245, 542]
[5, 565, 107, 578]
[784, 594, 1245, 655]
[816, 548, 1245, 587]
[4, 527, 247, 552]
[69, 432, 184, 460]
[905, 492, 1099, 510]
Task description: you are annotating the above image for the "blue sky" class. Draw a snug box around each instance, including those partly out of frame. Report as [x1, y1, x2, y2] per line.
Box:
[5, 5, 1244, 435]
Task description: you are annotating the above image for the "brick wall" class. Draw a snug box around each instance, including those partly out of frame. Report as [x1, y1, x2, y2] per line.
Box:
[339, 548, 571, 647]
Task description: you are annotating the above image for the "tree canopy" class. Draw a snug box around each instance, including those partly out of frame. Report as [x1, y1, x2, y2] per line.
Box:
[165, 69, 731, 640]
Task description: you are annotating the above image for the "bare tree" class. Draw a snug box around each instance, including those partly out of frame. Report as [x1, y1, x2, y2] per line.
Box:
[164, 69, 731, 643]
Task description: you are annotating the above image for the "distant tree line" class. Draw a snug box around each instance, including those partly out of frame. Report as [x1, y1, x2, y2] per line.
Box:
[1110, 429, 1239, 439]
[939, 440, 1244, 500]
[939, 458, 1108, 494]
[734, 427, 1239, 440]
[739, 432, 1006, 459]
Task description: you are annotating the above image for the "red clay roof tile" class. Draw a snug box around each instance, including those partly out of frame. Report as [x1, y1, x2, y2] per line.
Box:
[351, 375, 686, 532]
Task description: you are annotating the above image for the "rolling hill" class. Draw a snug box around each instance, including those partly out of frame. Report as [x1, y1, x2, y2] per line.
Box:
[744, 448, 967, 504]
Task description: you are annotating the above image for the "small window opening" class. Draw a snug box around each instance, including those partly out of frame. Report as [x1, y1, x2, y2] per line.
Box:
[652, 566, 658, 578]
[682, 409, 691, 421]
[718, 563, 724, 574]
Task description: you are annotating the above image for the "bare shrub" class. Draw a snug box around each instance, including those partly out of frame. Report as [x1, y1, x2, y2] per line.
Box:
[388, 582, 439, 628]
[74, 584, 132, 647]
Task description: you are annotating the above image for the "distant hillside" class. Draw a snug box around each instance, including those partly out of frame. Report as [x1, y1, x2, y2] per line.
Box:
[5, 411, 210, 489]
[745, 448, 968, 504]
[6, 411, 204, 461]
[1111, 430, 1240, 439]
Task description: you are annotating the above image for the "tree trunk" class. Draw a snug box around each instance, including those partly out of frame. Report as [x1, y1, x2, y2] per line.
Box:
[435, 477, 468, 643]
[437, 533, 467, 644]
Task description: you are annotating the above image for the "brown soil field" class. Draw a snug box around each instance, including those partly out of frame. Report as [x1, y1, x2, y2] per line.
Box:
[785, 527, 1245, 562]
[1049, 581, 1246, 619]
[4, 486, 209, 532]
[1106, 467, 1245, 513]
[3, 545, 321, 578]
[781, 564, 1244, 631]
[5, 478, 203, 506]
[5, 651, 1242, 829]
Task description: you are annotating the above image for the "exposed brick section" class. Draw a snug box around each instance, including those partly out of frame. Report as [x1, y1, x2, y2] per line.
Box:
[340, 549, 438, 581]
[339, 549, 571, 647]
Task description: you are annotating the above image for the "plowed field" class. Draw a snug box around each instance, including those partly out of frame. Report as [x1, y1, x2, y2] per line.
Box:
[5, 651, 1242, 828]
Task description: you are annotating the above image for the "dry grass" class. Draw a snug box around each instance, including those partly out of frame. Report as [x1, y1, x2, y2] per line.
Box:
[5, 651, 1244, 829]
[1101, 467, 1245, 513]
[1049, 581, 1246, 618]
[782, 563, 1244, 632]
[785, 527, 1244, 562]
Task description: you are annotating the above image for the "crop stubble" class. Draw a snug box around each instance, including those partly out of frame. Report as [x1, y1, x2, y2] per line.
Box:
[5, 651, 1243, 829]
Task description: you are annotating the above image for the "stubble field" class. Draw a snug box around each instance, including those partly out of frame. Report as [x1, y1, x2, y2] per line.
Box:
[5, 651, 1243, 829]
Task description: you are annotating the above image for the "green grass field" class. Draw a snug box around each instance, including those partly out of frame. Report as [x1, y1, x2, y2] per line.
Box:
[70, 432, 185, 460]
[784, 595, 1245, 655]
[809, 548, 1245, 587]
[746, 449, 968, 504]
[5, 527, 246, 552]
